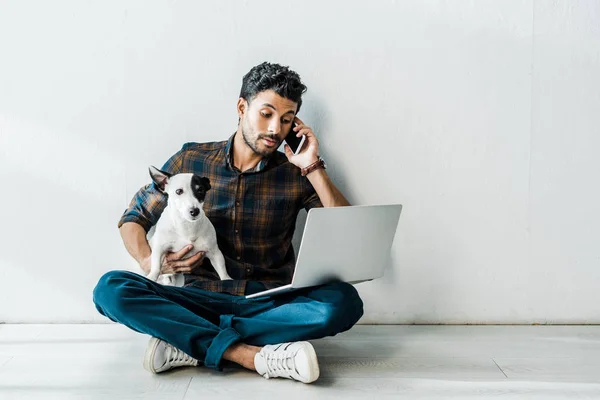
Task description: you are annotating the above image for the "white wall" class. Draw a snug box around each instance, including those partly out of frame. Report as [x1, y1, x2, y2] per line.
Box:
[1, 0, 598, 324]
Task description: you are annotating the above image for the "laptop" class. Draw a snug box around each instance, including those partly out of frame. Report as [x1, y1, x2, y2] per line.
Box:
[245, 204, 403, 299]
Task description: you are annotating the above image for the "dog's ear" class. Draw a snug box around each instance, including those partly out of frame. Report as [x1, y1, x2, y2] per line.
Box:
[199, 177, 211, 191]
[149, 166, 172, 192]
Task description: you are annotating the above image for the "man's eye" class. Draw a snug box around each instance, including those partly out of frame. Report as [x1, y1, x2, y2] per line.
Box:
[283, 120, 292, 124]
[176, 189, 183, 195]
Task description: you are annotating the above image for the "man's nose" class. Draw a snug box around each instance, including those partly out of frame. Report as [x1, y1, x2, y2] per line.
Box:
[268, 121, 281, 134]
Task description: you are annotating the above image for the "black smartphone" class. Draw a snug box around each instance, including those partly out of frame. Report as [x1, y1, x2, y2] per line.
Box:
[284, 122, 306, 155]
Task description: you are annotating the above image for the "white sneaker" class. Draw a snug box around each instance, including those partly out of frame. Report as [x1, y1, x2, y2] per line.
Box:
[254, 341, 320, 383]
[143, 337, 199, 374]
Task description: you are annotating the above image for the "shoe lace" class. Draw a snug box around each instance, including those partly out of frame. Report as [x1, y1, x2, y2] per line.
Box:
[166, 344, 196, 367]
[264, 350, 297, 378]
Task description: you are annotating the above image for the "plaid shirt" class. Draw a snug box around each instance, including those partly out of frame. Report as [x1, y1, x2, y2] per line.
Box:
[118, 133, 323, 296]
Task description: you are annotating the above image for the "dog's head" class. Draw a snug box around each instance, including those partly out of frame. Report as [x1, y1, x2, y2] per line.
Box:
[149, 166, 211, 222]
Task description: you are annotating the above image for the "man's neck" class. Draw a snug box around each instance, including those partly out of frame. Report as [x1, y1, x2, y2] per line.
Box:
[232, 129, 264, 172]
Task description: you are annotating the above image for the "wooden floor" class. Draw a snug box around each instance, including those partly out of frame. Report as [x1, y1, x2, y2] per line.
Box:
[1, 324, 599, 399]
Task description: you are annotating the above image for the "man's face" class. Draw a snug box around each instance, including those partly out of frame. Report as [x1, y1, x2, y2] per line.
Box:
[239, 89, 298, 157]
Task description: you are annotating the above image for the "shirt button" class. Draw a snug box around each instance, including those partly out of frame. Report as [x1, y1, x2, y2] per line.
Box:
[246, 267, 251, 273]
[235, 229, 239, 234]
[236, 256, 241, 260]
[235, 201, 240, 206]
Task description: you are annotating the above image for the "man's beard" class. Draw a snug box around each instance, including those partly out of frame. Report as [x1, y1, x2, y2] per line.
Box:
[241, 123, 280, 157]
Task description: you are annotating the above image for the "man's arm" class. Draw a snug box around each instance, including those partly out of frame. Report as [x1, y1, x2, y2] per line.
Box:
[120, 222, 152, 273]
[305, 169, 350, 207]
[284, 116, 351, 208]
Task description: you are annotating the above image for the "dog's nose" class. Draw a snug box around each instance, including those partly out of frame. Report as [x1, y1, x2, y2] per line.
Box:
[190, 208, 200, 217]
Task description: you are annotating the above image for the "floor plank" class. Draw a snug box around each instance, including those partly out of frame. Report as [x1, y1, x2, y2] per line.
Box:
[314, 325, 600, 358]
[1, 324, 600, 399]
[319, 356, 504, 379]
[184, 374, 600, 400]
[494, 357, 600, 383]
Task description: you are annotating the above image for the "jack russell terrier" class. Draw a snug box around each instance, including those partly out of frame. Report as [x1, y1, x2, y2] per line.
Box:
[141, 166, 232, 286]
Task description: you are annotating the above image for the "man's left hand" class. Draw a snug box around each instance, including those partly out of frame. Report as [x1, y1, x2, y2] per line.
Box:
[284, 116, 320, 169]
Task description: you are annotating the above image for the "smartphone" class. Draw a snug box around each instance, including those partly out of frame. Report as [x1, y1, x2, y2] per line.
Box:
[284, 123, 306, 155]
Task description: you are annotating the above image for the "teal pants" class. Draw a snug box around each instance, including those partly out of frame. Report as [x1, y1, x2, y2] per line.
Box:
[92, 271, 364, 370]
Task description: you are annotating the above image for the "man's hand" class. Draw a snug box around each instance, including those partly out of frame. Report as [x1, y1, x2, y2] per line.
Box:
[284, 116, 320, 169]
[282, 117, 351, 207]
[139, 245, 206, 275]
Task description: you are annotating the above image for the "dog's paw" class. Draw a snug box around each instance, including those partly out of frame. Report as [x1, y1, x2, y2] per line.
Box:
[157, 274, 185, 287]
[147, 271, 160, 282]
[157, 275, 173, 286]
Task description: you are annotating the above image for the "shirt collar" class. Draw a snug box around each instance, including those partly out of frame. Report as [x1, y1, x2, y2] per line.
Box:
[225, 132, 273, 173]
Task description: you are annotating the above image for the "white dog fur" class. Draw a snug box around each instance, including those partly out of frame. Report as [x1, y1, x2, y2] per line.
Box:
[136, 166, 232, 286]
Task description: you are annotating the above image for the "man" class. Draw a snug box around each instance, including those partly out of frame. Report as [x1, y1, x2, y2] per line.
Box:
[93, 62, 364, 384]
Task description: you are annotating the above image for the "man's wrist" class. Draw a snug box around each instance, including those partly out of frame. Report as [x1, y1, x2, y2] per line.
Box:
[305, 166, 328, 179]
[297, 157, 319, 169]
[301, 157, 326, 176]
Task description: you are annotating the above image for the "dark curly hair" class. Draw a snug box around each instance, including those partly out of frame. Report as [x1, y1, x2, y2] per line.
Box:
[239, 62, 307, 113]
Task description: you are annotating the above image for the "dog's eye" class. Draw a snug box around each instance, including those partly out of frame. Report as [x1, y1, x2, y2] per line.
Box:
[176, 189, 183, 195]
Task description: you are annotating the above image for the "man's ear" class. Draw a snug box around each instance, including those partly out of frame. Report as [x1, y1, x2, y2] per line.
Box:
[149, 166, 172, 192]
[237, 97, 247, 119]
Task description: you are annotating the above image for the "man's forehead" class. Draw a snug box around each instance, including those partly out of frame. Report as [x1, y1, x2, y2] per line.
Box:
[252, 90, 297, 113]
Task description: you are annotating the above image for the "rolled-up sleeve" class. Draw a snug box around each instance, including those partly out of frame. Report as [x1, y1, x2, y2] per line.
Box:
[117, 147, 186, 232]
[302, 179, 323, 212]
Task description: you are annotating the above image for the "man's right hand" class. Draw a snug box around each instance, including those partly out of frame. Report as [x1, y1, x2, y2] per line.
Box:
[139, 245, 206, 275]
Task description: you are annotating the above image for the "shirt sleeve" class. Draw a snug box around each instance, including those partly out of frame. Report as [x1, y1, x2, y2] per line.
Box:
[117, 147, 186, 232]
[302, 179, 323, 212]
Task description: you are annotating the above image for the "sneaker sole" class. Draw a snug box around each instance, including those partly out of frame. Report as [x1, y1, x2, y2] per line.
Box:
[299, 341, 320, 384]
[143, 337, 162, 374]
